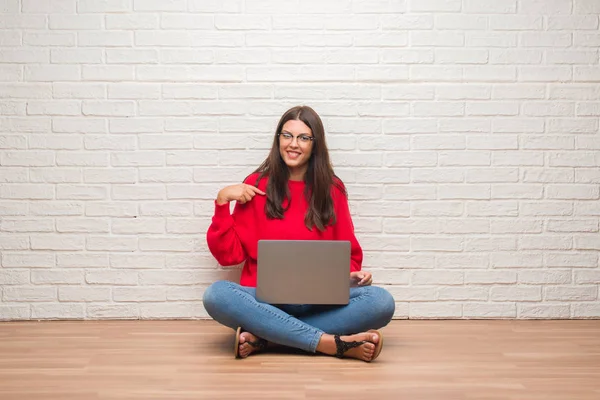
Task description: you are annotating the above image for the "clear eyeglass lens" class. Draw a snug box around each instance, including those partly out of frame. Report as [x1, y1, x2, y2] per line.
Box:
[280, 133, 312, 143]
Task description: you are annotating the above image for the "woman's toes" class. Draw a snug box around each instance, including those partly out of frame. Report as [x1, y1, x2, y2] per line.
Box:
[363, 342, 376, 360]
[240, 342, 252, 357]
[237, 332, 266, 358]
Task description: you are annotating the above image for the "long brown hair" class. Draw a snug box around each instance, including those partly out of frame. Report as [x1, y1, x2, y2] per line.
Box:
[252, 105, 345, 231]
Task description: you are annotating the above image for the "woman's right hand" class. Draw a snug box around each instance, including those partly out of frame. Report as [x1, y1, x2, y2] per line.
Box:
[216, 184, 266, 205]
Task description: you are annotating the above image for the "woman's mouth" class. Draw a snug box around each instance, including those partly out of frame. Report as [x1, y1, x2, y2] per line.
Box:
[287, 151, 301, 160]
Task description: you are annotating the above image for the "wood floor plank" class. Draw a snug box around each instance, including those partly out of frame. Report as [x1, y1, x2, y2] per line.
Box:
[0, 320, 598, 400]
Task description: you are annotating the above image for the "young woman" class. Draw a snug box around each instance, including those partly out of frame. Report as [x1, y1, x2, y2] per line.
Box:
[203, 105, 395, 362]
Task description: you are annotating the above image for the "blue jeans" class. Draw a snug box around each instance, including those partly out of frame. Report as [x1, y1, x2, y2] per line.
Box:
[202, 280, 395, 353]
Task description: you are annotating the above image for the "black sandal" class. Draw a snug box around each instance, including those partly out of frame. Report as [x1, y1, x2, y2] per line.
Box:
[234, 327, 268, 359]
[333, 329, 384, 362]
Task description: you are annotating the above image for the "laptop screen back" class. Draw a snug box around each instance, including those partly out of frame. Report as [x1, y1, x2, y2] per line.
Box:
[256, 240, 351, 305]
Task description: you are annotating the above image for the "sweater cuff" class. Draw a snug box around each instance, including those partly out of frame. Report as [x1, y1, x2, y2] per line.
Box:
[214, 199, 231, 216]
[211, 200, 234, 229]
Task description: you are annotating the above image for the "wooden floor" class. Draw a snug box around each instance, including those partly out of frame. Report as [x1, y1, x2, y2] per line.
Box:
[0, 320, 599, 400]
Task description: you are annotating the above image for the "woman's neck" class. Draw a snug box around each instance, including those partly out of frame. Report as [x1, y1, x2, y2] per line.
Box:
[288, 167, 307, 182]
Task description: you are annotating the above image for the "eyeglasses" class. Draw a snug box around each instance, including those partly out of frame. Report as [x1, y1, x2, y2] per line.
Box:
[278, 132, 315, 144]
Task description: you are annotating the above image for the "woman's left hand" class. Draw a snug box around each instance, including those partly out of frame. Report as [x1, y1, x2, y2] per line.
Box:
[350, 271, 372, 287]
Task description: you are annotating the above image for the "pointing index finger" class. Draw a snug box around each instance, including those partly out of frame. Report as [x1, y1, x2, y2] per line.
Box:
[248, 185, 266, 196]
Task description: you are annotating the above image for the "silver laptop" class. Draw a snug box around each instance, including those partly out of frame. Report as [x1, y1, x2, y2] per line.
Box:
[256, 240, 351, 305]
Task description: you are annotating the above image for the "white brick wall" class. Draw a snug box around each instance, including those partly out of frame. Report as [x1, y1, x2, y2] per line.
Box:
[0, 0, 598, 321]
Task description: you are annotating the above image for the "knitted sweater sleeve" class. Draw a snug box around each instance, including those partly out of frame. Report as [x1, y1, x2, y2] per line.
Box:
[332, 182, 363, 272]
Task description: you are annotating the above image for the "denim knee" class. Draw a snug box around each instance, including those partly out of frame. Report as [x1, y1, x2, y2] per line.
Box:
[370, 286, 395, 326]
[202, 280, 231, 318]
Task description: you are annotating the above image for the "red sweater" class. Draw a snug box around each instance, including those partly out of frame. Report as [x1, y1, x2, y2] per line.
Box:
[206, 173, 363, 287]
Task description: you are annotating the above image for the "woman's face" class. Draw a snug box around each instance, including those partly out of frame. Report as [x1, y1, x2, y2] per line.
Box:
[278, 119, 314, 180]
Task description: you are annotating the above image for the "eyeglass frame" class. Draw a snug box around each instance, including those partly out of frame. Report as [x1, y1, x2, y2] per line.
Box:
[277, 132, 315, 144]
